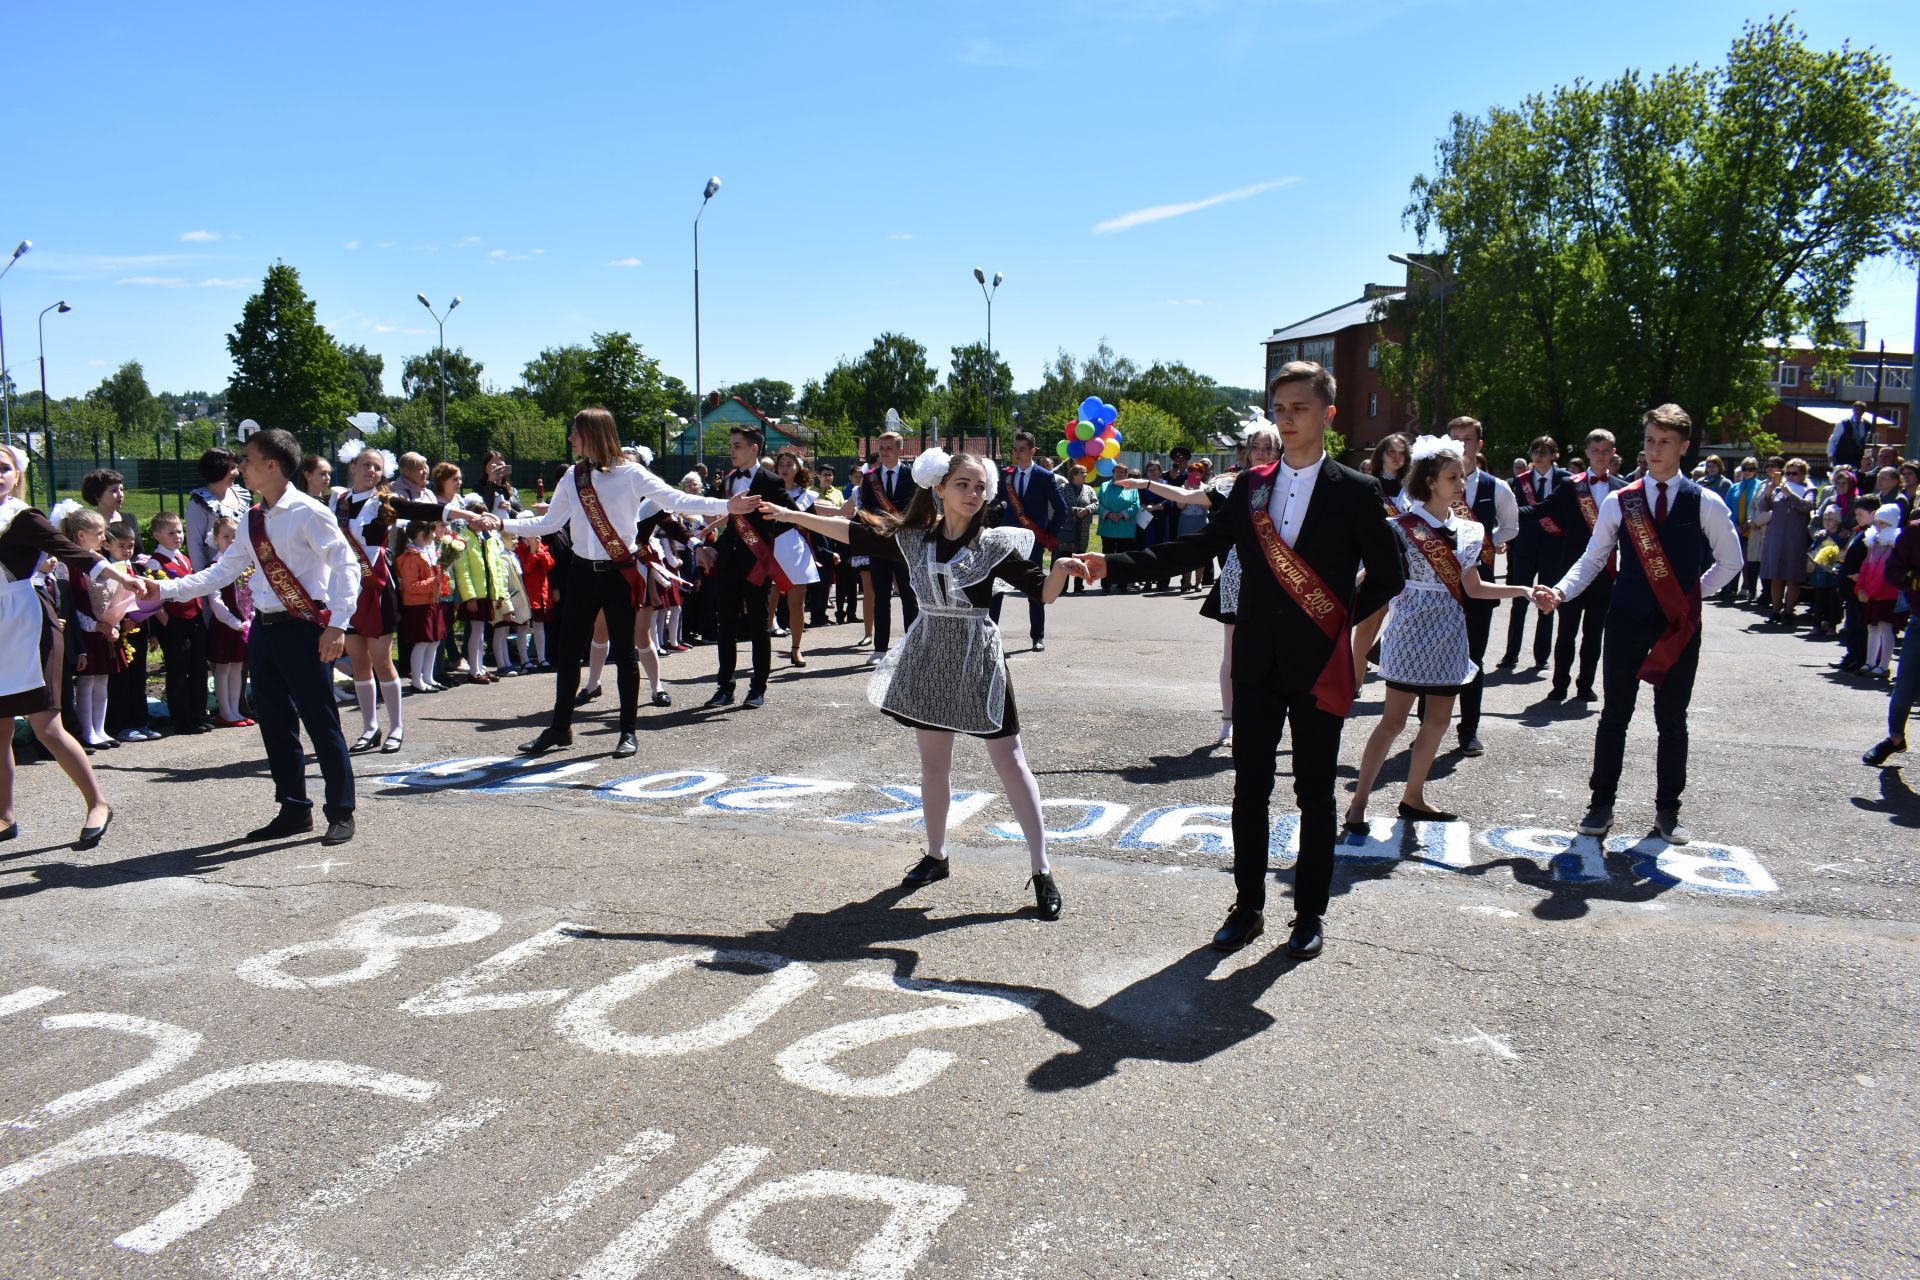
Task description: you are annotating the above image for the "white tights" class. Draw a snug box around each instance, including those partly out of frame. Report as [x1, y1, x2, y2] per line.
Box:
[915, 729, 1050, 874]
[213, 663, 244, 722]
[466, 627, 488, 679]
[410, 642, 441, 690]
[662, 605, 683, 647]
[1868, 621, 1894, 671]
[76, 674, 110, 745]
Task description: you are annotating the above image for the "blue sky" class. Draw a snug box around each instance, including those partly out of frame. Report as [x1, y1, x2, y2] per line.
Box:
[7, 0, 1916, 407]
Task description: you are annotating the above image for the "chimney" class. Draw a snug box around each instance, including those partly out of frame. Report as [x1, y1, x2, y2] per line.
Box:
[1363, 283, 1400, 300]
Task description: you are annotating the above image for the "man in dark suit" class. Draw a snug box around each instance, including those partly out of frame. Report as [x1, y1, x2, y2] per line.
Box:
[1517, 428, 1621, 701]
[846, 430, 919, 662]
[989, 429, 1068, 651]
[700, 425, 797, 709]
[1085, 361, 1404, 960]
[1499, 435, 1574, 669]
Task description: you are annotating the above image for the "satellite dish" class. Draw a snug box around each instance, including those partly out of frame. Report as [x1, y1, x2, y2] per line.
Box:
[884, 408, 902, 430]
[237, 418, 261, 440]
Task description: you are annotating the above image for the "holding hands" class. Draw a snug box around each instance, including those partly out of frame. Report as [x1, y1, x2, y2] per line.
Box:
[725, 491, 761, 515]
[1531, 583, 1561, 614]
[462, 511, 502, 533]
[1078, 552, 1109, 582]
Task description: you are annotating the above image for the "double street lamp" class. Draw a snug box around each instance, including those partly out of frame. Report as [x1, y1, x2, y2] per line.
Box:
[416, 293, 460, 460]
[694, 176, 721, 462]
[972, 267, 1003, 455]
[38, 300, 69, 507]
[1, 239, 30, 447]
[1389, 252, 1448, 432]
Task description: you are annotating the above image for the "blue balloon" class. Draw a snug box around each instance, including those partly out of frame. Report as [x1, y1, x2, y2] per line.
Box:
[1096, 404, 1118, 428]
[1095, 457, 1116, 477]
[1079, 396, 1103, 422]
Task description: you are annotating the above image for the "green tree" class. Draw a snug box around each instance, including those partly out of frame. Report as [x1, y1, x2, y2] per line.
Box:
[402, 347, 485, 403]
[580, 331, 672, 439]
[944, 342, 1015, 437]
[226, 262, 356, 448]
[521, 344, 591, 419]
[89, 361, 162, 434]
[338, 344, 388, 412]
[722, 377, 797, 418]
[1397, 17, 1920, 459]
[1126, 362, 1218, 439]
[1113, 399, 1187, 458]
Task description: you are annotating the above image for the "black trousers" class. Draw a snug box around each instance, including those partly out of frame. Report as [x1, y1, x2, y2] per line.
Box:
[1455, 596, 1497, 740]
[987, 544, 1048, 640]
[106, 634, 151, 734]
[869, 558, 918, 653]
[249, 616, 353, 820]
[549, 560, 641, 734]
[805, 574, 833, 625]
[714, 565, 772, 693]
[1229, 678, 1341, 920]
[1554, 574, 1610, 693]
[158, 614, 209, 730]
[1501, 547, 1556, 665]
[1589, 612, 1700, 814]
[835, 560, 859, 623]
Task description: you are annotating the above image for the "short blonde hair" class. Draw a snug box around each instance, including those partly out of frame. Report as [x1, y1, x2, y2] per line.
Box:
[1642, 403, 1691, 436]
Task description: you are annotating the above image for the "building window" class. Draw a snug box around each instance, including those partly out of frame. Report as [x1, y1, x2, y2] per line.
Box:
[1302, 338, 1335, 368]
[1368, 392, 1378, 418]
[1769, 362, 1800, 388]
[1367, 343, 1379, 369]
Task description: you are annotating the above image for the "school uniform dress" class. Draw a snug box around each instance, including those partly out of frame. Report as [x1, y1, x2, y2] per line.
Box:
[1380, 509, 1482, 697]
[854, 463, 921, 652]
[206, 578, 252, 665]
[333, 490, 465, 636]
[396, 547, 447, 645]
[1451, 467, 1517, 744]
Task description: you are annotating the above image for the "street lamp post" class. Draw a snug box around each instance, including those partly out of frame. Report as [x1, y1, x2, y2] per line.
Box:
[37, 300, 69, 508]
[0, 240, 30, 447]
[973, 268, 1003, 457]
[694, 176, 721, 462]
[416, 293, 460, 461]
[1389, 253, 1447, 432]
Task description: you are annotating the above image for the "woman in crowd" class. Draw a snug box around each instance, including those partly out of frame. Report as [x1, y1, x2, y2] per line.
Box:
[1369, 433, 1412, 512]
[297, 454, 336, 502]
[476, 450, 521, 518]
[1096, 464, 1141, 591]
[1344, 436, 1533, 829]
[1756, 456, 1816, 626]
[1175, 459, 1216, 593]
[184, 447, 248, 570]
[1059, 464, 1097, 594]
[1870, 466, 1906, 520]
[761, 449, 1083, 919]
[767, 447, 819, 665]
[1727, 457, 1766, 601]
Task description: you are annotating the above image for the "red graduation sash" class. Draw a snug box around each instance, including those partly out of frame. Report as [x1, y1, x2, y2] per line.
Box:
[1616, 479, 1699, 687]
[333, 493, 391, 590]
[1245, 463, 1355, 716]
[1515, 472, 1567, 537]
[1450, 500, 1497, 568]
[864, 471, 902, 516]
[248, 505, 329, 626]
[573, 462, 647, 607]
[1004, 470, 1057, 551]
[1396, 512, 1465, 605]
[724, 471, 777, 586]
[1574, 474, 1617, 577]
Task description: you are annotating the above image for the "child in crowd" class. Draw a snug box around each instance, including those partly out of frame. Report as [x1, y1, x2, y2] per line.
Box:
[451, 502, 510, 684]
[1837, 496, 1880, 673]
[148, 510, 211, 734]
[513, 533, 554, 669]
[1806, 507, 1846, 639]
[204, 516, 254, 727]
[1856, 503, 1906, 679]
[495, 534, 534, 675]
[59, 507, 117, 750]
[398, 522, 449, 692]
[103, 520, 160, 741]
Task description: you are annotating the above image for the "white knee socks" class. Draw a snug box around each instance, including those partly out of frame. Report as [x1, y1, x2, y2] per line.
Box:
[379, 678, 404, 735]
[354, 679, 377, 733]
[584, 640, 610, 694]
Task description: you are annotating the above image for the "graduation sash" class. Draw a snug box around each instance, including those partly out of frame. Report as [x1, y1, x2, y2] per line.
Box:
[1397, 513, 1465, 605]
[573, 462, 646, 607]
[1004, 470, 1057, 551]
[1450, 501, 1497, 568]
[248, 505, 329, 626]
[863, 470, 902, 516]
[1575, 474, 1616, 577]
[1245, 463, 1355, 717]
[1515, 472, 1567, 537]
[1616, 479, 1699, 686]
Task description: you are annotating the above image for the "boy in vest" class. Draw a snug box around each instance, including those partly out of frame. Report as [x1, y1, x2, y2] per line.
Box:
[1534, 404, 1741, 844]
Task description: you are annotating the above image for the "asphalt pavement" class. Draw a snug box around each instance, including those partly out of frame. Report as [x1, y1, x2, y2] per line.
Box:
[2, 584, 1915, 1279]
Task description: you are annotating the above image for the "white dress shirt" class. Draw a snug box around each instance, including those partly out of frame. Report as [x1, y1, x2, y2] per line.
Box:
[503, 461, 727, 560]
[1460, 467, 1519, 547]
[1526, 467, 1553, 501]
[158, 485, 362, 621]
[1554, 476, 1742, 601]
[337, 490, 466, 565]
[1012, 464, 1036, 500]
[1267, 453, 1324, 548]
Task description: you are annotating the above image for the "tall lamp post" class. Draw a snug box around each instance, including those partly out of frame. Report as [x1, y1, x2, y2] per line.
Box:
[1389, 252, 1447, 432]
[693, 176, 721, 463]
[973, 268, 1003, 457]
[416, 293, 460, 461]
[37, 300, 70, 508]
[0, 240, 30, 447]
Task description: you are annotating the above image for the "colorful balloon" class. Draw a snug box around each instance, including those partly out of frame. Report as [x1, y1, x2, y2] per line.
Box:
[1101, 439, 1120, 460]
[1097, 404, 1118, 428]
[1056, 439, 1071, 459]
[1095, 458, 1115, 477]
[1074, 420, 1095, 441]
[1079, 396, 1103, 422]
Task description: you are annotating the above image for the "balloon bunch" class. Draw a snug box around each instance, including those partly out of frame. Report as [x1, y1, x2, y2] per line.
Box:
[1054, 397, 1123, 477]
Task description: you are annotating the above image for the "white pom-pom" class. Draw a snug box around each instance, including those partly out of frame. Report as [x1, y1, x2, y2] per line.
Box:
[336, 438, 364, 465]
[911, 448, 952, 490]
[49, 498, 84, 526]
[636, 445, 655, 466]
[1408, 434, 1464, 465]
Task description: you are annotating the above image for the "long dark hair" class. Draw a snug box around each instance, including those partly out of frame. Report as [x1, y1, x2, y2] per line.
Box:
[860, 451, 990, 542]
[1370, 432, 1411, 481]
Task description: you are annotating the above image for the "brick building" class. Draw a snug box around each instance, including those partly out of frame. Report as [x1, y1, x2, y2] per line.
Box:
[1260, 284, 1414, 455]
[1754, 337, 1911, 459]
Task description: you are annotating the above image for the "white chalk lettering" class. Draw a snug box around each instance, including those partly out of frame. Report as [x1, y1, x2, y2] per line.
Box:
[399, 922, 584, 1017]
[828, 785, 995, 831]
[575, 1144, 770, 1280]
[773, 972, 1039, 1099]
[6, 1012, 201, 1130]
[700, 776, 858, 812]
[236, 903, 503, 991]
[556, 949, 820, 1058]
[597, 770, 728, 803]
[707, 1170, 966, 1280]
[988, 798, 1130, 844]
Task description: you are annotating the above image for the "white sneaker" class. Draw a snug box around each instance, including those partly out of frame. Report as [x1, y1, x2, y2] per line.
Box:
[1218, 719, 1233, 746]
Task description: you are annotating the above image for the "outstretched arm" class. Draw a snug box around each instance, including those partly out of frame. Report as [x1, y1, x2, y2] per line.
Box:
[762, 503, 855, 545]
[1119, 476, 1210, 506]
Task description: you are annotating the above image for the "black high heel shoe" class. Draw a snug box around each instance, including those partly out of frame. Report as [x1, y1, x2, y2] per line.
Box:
[0, 821, 18, 842]
[1028, 873, 1062, 920]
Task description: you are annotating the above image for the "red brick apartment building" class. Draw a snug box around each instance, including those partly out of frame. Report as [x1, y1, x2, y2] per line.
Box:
[1260, 284, 1414, 455]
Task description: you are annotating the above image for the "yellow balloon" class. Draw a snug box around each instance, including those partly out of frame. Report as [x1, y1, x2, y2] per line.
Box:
[1101, 439, 1120, 459]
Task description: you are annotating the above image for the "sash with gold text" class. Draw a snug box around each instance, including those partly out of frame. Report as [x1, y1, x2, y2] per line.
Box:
[1245, 463, 1355, 716]
[1004, 470, 1057, 551]
[248, 505, 329, 625]
[863, 471, 902, 517]
[1616, 480, 1699, 686]
[1396, 512, 1465, 605]
[1450, 501, 1496, 568]
[573, 462, 647, 607]
[1515, 471, 1567, 537]
[1574, 475, 1617, 577]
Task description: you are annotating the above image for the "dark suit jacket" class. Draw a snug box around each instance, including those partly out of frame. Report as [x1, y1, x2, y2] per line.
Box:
[858, 464, 919, 519]
[1517, 472, 1606, 555]
[1107, 460, 1404, 693]
[714, 466, 797, 575]
[995, 464, 1067, 543]
[1510, 465, 1574, 562]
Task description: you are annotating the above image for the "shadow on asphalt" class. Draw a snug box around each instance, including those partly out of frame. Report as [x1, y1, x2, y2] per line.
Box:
[1852, 767, 1920, 828]
[0, 835, 307, 899]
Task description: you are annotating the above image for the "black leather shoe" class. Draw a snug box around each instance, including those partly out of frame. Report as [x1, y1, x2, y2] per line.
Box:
[349, 728, 383, 755]
[650, 690, 672, 707]
[321, 817, 355, 846]
[704, 686, 735, 708]
[76, 807, 113, 851]
[742, 690, 766, 709]
[1575, 686, 1598, 702]
[573, 686, 603, 707]
[0, 821, 17, 842]
[246, 809, 314, 842]
[1545, 684, 1569, 702]
[1285, 915, 1324, 960]
[1032, 638, 1046, 652]
[1398, 800, 1459, 823]
[1029, 872, 1062, 920]
[1864, 737, 1906, 766]
[902, 854, 951, 886]
[612, 733, 639, 758]
[518, 729, 573, 756]
[1212, 906, 1265, 952]
[1496, 656, 1518, 670]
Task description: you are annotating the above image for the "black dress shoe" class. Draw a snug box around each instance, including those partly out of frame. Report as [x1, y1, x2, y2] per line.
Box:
[704, 686, 735, 708]
[612, 733, 639, 758]
[1032, 638, 1046, 652]
[321, 817, 355, 846]
[1285, 915, 1324, 960]
[573, 686, 603, 707]
[1575, 687, 1597, 702]
[742, 690, 766, 709]
[349, 728, 383, 754]
[1864, 737, 1906, 766]
[1545, 684, 1569, 702]
[902, 854, 951, 886]
[0, 821, 17, 842]
[76, 807, 113, 851]
[246, 810, 314, 842]
[651, 690, 672, 707]
[1495, 656, 1518, 670]
[1212, 907, 1265, 952]
[1029, 872, 1062, 920]
[1397, 800, 1460, 823]
[518, 728, 574, 755]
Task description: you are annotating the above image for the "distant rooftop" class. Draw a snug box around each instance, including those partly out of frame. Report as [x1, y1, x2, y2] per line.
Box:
[1262, 289, 1404, 346]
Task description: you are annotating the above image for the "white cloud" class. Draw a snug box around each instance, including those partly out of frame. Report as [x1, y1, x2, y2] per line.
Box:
[455, 235, 482, 248]
[489, 248, 508, 259]
[957, 38, 1036, 68]
[179, 230, 222, 242]
[87, 358, 108, 367]
[1163, 298, 1208, 306]
[117, 275, 189, 287]
[199, 277, 250, 288]
[343, 240, 361, 250]
[889, 232, 913, 240]
[376, 240, 396, 249]
[530, 248, 545, 256]
[609, 257, 644, 267]
[1093, 177, 1299, 233]
[372, 324, 432, 335]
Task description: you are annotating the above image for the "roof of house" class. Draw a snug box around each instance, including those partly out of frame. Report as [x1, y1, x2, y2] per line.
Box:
[699, 395, 773, 426]
[1796, 405, 1898, 428]
[1261, 290, 1404, 346]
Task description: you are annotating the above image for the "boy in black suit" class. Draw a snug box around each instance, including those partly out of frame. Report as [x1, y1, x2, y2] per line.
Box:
[1500, 435, 1573, 669]
[989, 429, 1068, 651]
[846, 430, 919, 661]
[1517, 429, 1622, 701]
[700, 426, 797, 709]
[1086, 361, 1404, 960]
